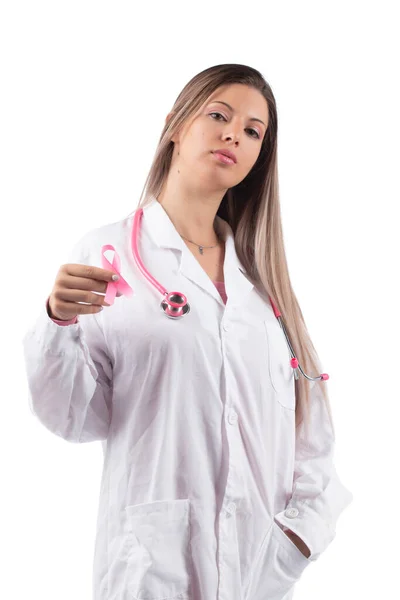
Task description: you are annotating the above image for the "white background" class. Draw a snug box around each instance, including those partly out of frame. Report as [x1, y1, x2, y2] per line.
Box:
[2, 1, 399, 598]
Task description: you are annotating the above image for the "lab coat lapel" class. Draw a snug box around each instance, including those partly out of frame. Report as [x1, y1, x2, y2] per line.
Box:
[142, 196, 254, 308]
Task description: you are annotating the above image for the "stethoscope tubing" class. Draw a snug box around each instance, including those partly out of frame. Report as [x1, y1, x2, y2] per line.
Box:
[103, 207, 328, 383]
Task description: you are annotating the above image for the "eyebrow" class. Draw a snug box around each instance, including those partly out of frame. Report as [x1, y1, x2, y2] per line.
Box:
[209, 100, 267, 128]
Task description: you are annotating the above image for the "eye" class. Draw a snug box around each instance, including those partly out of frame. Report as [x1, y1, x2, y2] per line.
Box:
[209, 111, 226, 121]
[209, 112, 260, 139]
[247, 128, 260, 139]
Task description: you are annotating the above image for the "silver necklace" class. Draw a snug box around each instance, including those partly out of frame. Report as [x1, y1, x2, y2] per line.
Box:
[179, 233, 222, 255]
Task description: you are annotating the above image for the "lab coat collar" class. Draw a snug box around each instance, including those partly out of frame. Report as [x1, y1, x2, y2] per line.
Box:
[142, 195, 254, 308]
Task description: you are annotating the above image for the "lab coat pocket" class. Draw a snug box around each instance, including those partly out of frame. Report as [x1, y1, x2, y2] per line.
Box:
[245, 521, 310, 600]
[124, 498, 192, 600]
[264, 319, 295, 409]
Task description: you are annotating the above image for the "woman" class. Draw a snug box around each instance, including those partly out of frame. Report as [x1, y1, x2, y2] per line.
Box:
[22, 63, 353, 600]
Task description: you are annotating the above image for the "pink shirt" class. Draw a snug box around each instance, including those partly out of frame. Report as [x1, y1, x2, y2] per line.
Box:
[213, 281, 227, 304]
[46, 281, 228, 325]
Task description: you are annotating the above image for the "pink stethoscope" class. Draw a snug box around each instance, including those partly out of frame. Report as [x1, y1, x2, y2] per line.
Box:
[100, 208, 329, 383]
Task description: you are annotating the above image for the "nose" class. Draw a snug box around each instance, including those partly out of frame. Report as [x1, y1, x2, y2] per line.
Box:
[221, 117, 241, 143]
[223, 130, 240, 144]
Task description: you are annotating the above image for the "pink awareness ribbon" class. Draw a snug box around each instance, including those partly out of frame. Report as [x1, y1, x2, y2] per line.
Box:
[101, 244, 134, 306]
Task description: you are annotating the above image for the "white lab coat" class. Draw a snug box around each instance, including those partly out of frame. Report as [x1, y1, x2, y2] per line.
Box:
[22, 196, 353, 600]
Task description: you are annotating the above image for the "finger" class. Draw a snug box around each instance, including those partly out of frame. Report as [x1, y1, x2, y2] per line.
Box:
[67, 264, 120, 283]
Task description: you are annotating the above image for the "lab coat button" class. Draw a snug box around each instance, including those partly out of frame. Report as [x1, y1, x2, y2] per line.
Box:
[223, 322, 230, 332]
[285, 507, 299, 518]
[226, 502, 236, 514]
[228, 410, 238, 424]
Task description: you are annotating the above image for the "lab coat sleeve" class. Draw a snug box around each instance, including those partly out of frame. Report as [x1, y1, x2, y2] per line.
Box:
[274, 376, 353, 561]
[22, 233, 113, 444]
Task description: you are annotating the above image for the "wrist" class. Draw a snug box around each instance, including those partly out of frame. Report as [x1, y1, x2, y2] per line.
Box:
[283, 528, 311, 558]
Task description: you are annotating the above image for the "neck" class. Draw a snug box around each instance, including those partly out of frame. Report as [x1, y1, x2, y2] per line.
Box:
[156, 185, 226, 246]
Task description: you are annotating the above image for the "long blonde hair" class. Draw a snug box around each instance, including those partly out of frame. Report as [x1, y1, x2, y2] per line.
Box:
[126, 63, 334, 438]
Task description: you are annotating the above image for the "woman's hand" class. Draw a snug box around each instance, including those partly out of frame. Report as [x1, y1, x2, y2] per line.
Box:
[283, 528, 311, 558]
[48, 264, 121, 320]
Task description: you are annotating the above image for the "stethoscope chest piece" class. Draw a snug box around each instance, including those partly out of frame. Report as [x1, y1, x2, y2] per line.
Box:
[160, 291, 191, 319]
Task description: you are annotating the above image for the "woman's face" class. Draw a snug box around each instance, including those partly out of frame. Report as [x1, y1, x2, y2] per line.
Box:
[169, 83, 269, 190]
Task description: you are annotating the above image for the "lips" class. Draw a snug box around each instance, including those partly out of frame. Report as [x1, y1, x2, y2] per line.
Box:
[213, 149, 237, 163]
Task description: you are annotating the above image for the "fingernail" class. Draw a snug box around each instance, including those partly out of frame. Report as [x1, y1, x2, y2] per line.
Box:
[112, 274, 119, 281]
